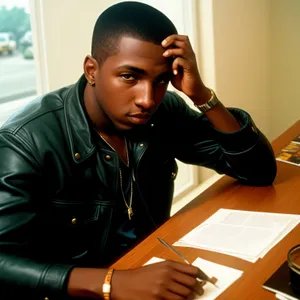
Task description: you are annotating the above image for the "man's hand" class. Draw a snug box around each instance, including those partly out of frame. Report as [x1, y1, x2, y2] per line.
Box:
[162, 34, 241, 132]
[111, 260, 204, 300]
[161, 35, 209, 103]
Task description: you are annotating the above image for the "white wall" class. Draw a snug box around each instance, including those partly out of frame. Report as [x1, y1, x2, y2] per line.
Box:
[270, 0, 300, 140]
[204, 0, 272, 138]
[196, 0, 299, 142]
[195, 0, 272, 181]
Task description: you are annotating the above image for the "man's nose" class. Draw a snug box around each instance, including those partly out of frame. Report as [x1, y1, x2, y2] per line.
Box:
[134, 83, 155, 110]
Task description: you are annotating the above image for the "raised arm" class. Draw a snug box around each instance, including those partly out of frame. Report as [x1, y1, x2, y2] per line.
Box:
[160, 34, 276, 185]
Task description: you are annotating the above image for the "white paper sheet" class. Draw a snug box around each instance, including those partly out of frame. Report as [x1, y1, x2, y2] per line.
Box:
[174, 209, 300, 263]
[144, 256, 243, 299]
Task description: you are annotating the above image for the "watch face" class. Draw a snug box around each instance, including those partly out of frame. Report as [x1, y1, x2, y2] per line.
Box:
[103, 283, 111, 293]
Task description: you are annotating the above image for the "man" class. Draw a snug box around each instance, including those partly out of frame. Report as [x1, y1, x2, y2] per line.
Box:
[0, 2, 276, 300]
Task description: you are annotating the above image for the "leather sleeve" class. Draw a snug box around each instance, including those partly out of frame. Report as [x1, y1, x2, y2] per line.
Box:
[161, 92, 277, 186]
[0, 132, 74, 300]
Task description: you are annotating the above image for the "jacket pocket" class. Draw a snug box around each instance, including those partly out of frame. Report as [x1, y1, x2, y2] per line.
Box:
[49, 201, 101, 227]
[41, 201, 114, 261]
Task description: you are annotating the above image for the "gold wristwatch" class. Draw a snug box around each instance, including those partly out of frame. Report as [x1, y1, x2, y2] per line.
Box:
[194, 88, 219, 113]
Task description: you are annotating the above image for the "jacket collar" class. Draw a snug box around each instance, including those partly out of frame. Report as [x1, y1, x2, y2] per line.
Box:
[64, 74, 96, 164]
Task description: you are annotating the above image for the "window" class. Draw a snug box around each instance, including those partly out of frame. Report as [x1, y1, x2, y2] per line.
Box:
[0, 0, 36, 125]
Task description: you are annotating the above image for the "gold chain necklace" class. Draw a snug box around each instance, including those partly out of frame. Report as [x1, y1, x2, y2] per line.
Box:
[98, 133, 134, 220]
[119, 168, 134, 220]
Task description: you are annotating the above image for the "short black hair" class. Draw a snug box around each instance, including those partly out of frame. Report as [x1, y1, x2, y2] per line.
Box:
[91, 1, 178, 64]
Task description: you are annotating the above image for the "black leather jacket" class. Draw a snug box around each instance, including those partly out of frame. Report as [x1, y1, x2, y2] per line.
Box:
[0, 75, 276, 299]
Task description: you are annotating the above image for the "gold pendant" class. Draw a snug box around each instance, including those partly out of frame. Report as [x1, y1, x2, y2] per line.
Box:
[128, 207, 134, 220]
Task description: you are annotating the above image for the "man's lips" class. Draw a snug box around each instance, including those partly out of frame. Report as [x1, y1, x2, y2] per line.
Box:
[128, 113, 151, 119]
[127, 113, 151, 124]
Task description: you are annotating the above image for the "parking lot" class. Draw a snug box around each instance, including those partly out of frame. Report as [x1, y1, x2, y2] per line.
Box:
[0, 52, 36, 104]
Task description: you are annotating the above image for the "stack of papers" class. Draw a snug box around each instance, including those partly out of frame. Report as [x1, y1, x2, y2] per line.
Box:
[174, 209, 300, 262]
[145, 256, 243, 299]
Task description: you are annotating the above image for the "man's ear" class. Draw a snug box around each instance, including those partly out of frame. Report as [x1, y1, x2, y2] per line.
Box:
[83, 55, 98, 85]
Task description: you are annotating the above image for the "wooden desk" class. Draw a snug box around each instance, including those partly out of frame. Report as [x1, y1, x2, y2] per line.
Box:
[112, 120, 300, 299]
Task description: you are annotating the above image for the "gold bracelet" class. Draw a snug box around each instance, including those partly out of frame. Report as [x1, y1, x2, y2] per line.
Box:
[102, 268, 114, 300]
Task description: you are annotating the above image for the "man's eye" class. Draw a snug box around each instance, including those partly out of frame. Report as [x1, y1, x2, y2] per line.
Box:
[121, 74, 136, 81]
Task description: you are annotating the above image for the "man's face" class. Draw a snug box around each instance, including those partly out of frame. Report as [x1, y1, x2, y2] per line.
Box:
[93, 36, 172, 131]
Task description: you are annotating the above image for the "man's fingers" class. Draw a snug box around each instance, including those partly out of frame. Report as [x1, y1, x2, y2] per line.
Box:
[164, 40, 188, 50]
[162, 38, 196, 75]
[162, 34, 190, 47]
[162, 38, 193, 57]
[167, 281, 194, 298]
[172, 57, 190, 75]
[167, 260, 200, 277]
[163, 48, 185, 58]
[160, 289, 185, 300]
[171, 270, 198, 290]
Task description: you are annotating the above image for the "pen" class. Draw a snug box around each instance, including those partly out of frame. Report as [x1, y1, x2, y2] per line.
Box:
[157, 237, 219, 288]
